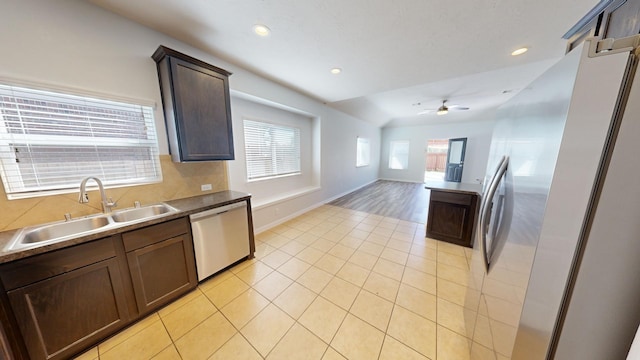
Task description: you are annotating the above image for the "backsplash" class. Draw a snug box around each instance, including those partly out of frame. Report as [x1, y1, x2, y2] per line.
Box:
[0, 155, 228, 231]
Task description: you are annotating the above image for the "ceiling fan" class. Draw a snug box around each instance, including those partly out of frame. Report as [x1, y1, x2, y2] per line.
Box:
[416, 100, 470, 115]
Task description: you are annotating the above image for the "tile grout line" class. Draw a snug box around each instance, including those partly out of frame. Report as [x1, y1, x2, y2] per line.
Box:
[91, 204, 464, 360]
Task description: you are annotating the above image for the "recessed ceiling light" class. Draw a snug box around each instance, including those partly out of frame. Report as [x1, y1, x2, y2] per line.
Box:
[330, 68, 342, 75]
[511, 47, 528, 56]
[253, 24, 271, 37]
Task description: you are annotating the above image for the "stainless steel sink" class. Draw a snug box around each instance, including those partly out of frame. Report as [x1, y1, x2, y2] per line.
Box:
[5, 203, 178, 251]
[111, 204, 177, 223]
[20, 216, 111, 244]
[8, 215, 112, 250]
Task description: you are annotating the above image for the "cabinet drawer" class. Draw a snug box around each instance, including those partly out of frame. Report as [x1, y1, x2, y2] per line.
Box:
[122, 217, 189, 252]
[430, 190, 473, 206]
[0, 237, 118, 291]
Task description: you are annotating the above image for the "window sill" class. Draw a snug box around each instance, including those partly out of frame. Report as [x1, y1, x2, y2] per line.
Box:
[247, 172, 301, 183]
[251, 186, 321, 210]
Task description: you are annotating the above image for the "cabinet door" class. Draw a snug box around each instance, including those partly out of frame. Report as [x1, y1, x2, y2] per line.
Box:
[7, 258, 130, 360]
[170, 57, 234, 161]
[428, 201, 468, 239]
[426, 191, 478, 247]
[127, 234, 197, 315]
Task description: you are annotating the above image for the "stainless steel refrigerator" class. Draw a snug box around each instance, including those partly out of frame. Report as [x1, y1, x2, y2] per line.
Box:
[466, 35, 640, 359]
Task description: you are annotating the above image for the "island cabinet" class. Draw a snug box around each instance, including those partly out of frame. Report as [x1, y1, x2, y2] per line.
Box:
[426, 189, 479, 248]
[0, 236, 132, 360]
[152, 46, 235, 162]
[123, 217, 197, 315]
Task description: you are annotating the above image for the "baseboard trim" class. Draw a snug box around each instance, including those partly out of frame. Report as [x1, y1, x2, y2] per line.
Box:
[377, 177, 425, 184]
[322, 179, 379, 204]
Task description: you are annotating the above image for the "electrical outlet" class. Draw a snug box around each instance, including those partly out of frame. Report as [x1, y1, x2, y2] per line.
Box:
[201, 184, 212, 191]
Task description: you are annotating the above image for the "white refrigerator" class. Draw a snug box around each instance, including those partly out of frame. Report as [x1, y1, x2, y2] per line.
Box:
[466, 35, 640, 359]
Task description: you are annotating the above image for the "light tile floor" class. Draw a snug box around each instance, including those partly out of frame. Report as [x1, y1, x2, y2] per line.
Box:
[75, 205, 493, 360]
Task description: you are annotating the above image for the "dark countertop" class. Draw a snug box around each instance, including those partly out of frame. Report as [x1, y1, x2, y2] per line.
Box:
[424, 181, 483, 196]
[0, 190, 251, 264]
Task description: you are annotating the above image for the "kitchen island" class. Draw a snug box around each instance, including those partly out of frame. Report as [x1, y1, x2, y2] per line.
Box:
[424, 181, 482, 248]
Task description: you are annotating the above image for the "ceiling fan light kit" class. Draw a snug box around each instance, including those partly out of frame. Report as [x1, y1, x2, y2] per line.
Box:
[436, 101, 449, 115]
[417, 99, 469, 116]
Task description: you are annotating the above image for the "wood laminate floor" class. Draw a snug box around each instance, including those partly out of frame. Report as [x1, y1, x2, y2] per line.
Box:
[329, 180, 429, 224]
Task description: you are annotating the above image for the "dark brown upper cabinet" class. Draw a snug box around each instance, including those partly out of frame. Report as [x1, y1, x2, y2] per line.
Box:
[152, 46, 235, 162]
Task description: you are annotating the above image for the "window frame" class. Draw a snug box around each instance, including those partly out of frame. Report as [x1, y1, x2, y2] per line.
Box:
[243, 118, 302, 182]
[0, 82, 162, 199]
[388, 140, 410, 170]
[356, 137, 370, 167]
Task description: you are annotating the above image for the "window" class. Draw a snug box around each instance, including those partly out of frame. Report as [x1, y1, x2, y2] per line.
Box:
[243, 119, 301, 180]
[356, 137, 370, 167]
[0, 84, 161, 199]
[389, 140, 410, 170]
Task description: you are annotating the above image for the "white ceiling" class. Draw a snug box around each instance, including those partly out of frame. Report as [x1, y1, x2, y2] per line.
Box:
[89, 0, 598, 127]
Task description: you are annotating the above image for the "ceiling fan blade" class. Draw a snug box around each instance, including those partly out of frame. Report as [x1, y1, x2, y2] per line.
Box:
[447, 104, 470, 110]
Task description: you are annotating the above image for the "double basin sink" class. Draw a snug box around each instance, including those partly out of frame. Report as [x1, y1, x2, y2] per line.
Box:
[6, 204, 178, 251]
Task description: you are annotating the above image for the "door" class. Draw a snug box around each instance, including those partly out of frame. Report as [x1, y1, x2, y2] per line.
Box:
[190, 203, 250, 281]
[127, 234, 197, 315]
[445, 137, 467, 182]
[7, 258, 130, 360]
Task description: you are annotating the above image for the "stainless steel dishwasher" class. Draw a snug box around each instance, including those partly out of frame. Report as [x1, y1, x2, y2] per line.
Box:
[189, 201, 250, 281]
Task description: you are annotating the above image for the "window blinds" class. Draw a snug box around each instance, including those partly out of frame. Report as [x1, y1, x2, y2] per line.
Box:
[356, 137, 370, 167]
[243, 119, 301, 180]
[389, 140, 410, 170]
[0, 84, 161, 199]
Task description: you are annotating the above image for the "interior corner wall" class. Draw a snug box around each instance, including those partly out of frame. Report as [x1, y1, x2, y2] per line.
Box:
[0, 0, 381, 231]
[379, 120, 495, 184]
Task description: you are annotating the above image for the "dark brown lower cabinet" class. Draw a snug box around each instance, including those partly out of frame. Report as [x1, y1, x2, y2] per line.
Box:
[426, 190, 479, 248]
[0, 216, 199, 359]
[0, 237, 130, 360]
[124, 217, 197, 315]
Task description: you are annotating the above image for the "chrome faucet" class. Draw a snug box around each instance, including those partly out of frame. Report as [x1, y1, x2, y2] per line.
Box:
[78, 177, 117, 213]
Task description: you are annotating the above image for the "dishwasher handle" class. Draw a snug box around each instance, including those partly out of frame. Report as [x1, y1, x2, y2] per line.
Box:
[189, 202, 247, 221]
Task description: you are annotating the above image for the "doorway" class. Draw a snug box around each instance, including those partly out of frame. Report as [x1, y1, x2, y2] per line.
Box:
[425, 139, 448, 181]
[425, 137, 467, 182]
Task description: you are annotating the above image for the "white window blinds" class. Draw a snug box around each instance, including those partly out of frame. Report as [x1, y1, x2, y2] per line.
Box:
[243, 119, 301, 180]
[356, 137, 370, 167]
[389, 140, 410, 170]
[0, 84, 161, 199]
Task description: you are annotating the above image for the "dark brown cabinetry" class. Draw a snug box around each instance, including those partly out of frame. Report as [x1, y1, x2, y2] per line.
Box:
[152, 46, 235, 162]
[426, 190, 479, 248]
[0, 236, 131, 360]
[123, 217, 197, 315]
[0, 216, 199, 359]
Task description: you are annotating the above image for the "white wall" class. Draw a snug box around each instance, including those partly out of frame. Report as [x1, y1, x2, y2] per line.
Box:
[227, 95, 319, 207]
[379, 120, 495, 184]
[0, 0, 381, 231]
